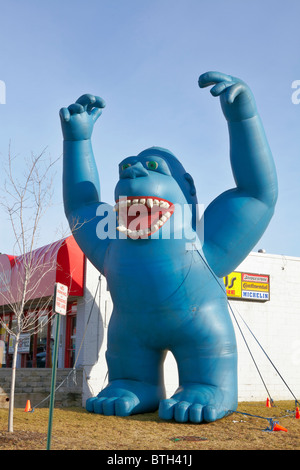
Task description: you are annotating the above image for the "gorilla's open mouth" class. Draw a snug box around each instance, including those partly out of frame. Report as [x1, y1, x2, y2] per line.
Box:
[115, 196, 174, 238]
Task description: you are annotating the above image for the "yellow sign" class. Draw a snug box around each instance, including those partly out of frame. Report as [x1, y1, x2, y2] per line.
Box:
[223, 272, 270, 301]
[223, 272, 242, 298]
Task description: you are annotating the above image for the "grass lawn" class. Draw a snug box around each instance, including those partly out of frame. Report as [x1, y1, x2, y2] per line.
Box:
[0, 401, 299, 451]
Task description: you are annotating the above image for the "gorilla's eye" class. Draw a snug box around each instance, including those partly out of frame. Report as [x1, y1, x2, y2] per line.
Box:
[122, 163, 131, 171]
[146, 161, 158, 170]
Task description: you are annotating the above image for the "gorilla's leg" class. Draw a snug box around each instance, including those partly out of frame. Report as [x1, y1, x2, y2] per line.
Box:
[86, 320, 167, 416]
[159, 299, 238, 423]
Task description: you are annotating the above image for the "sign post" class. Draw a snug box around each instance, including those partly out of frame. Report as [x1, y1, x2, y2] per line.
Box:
[46, 282, 68, 450]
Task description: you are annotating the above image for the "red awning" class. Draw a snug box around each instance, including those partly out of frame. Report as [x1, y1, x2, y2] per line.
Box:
[0, 236, 85, 308]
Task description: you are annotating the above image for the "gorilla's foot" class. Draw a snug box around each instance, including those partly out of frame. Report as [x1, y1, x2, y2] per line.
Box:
[159, 383, 237, 423]
[86, 379, 164, 416]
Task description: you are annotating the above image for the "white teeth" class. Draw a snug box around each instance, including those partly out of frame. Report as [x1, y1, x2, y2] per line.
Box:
[115, 199, 131, 211]
[130, 230, 139, 238]
[116, 198, 170, 209]
[115, 198, 173, 238]
[159, 201, 170, 208]
[117, 225, 127, 232]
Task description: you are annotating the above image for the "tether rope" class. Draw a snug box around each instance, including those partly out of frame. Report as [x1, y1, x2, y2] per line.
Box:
[193, 245, 300, 408]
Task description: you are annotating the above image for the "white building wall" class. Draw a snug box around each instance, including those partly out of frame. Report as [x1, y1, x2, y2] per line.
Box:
[76, 259, 110, 405]
[232, 252, 300, 402]
[78, 252, 300, 405]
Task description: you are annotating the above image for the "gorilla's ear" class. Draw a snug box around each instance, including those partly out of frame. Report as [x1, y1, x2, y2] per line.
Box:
[184, 173, 196, 196]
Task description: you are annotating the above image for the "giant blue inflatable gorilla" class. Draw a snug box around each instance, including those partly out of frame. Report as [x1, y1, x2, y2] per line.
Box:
[60, 72, 277, 423]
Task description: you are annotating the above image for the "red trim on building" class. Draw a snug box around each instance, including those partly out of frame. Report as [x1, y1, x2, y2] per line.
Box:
[56, 236, 85, 297]
[0, 236, 85, 307]
[0, 237, 85, 369]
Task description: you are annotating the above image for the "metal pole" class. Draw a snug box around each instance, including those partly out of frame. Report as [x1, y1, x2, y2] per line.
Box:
[46, 312, 61, 450]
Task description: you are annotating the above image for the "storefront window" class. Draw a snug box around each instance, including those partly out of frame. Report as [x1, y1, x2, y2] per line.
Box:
[23, 311, 35, 368]
[2, 309, 55, 368]
[8, 317, 18, 367]
[0, 314, 10, 368]
[1, 303, 77, 369]
[65, 303, 77, 368]
[36, 310, 50, 367]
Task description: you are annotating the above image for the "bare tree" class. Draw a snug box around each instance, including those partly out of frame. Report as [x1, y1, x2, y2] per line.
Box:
[0, 144, 60, 432]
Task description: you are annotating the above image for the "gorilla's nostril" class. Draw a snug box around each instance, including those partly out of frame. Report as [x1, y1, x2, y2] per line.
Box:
[121, 162, 149, 179]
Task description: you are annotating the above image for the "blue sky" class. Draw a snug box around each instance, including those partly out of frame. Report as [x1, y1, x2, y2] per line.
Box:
[0, 0, 299, 258]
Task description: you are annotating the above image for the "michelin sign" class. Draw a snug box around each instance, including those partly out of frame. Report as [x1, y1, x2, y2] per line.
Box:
[223, 272, 270, 301]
